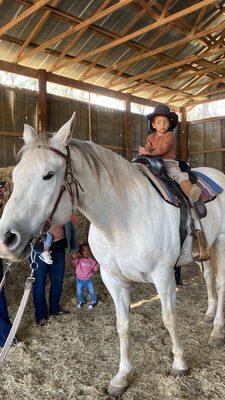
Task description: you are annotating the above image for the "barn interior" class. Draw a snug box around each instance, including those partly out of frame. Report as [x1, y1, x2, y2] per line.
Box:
[0, 1, 225, 399]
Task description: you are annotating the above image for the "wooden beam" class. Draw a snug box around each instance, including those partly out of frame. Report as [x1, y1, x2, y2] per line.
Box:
[110, 47, 225, 89]
[125, 95, 132, 161]
[189, 148, 225, 155]
[0, 60, 178, 110]
[19, 0, 136, 62]
[38, 69, 48, 132]
[53, 0, 217, 72]
[179, 107, 188, 161]
[77, 0, 158, 81]
[47, 72, 162, 108]
[0, 59, 38, 78]
[50, 0, 112, 72]
[86, 20, 225, 81]
[0, 131, 21, 137]
[13, 0, 175, 54]
[15, 0, 61, 63]
[0, 0, 50, 37]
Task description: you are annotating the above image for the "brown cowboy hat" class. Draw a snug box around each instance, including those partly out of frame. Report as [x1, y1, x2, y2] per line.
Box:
[146, 103, 178, 131]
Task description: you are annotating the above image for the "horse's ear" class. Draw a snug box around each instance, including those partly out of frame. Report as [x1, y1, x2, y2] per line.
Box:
[53, 112, 76, 146]
[23, 124, 37, 143]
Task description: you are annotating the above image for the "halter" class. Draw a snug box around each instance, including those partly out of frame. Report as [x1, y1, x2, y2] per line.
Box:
[35, 144, 84, 244]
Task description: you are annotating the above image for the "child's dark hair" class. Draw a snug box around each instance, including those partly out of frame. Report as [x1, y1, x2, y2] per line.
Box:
[79, 242, 89, 253]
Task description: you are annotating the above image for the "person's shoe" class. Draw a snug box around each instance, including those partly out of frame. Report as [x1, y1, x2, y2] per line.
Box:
[180, 180, 201, 202]
[37, 318, 48, 326]
[88, 301, 97, 309]
[12, 337, 19, 346]
[56, 310, 70, 316]
[189, 184, 202, 203]
[39, 251, 53, 265]
[76, 302, 85, 309]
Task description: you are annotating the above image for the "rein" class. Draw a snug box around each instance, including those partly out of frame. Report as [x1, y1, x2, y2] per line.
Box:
[35, 144, 84, 244]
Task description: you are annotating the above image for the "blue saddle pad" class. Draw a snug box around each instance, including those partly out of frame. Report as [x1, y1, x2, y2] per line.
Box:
[146, 170, 223, 207]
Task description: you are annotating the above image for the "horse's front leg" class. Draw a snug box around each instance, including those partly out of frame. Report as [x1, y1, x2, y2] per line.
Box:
[100, 268, 132, 398]
[153, 268, 188, 375]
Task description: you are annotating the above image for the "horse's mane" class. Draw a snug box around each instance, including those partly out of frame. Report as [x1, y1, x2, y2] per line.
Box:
[18, 133, 146, 200]
[71, 139, 145, 200]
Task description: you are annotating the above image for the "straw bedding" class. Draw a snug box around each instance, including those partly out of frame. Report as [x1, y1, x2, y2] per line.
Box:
[0, 168, 225, 400]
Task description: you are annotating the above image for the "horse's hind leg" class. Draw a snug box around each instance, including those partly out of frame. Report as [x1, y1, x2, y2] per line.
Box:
[209, 234, 225, 346]
[100, 268, 132, 398]
[152, 268, 188, 375]
[201, 259, 216, 322]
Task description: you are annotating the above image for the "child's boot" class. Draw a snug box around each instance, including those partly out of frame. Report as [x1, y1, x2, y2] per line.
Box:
[180, 180, 201, 203]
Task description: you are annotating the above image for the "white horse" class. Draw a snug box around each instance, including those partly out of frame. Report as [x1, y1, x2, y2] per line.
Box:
[0, 115, 224, 398]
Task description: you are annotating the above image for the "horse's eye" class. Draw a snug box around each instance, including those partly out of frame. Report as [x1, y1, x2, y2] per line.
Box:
[43, 171, 54, 180]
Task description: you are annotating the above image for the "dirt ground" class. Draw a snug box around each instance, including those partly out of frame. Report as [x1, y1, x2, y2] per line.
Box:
[0, 261, 225, 400]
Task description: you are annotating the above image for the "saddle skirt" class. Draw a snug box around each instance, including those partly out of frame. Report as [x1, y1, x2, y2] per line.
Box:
[133, 157, 223, 207]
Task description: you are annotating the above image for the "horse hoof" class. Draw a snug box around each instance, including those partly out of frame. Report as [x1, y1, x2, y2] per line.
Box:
[208, 336, 225, 346]
[204, 314, 214, 323]
[107, 384, 128, 398]
[171, 368, 188, 377]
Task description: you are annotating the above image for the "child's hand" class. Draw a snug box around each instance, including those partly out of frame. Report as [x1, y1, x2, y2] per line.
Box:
[139, 146, 147, 155]
[71, 251, 79, 259]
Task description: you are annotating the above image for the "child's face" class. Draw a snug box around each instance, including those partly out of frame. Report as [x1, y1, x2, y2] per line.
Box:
[81, 245, 90, 258]
[152, 115, 170, 134]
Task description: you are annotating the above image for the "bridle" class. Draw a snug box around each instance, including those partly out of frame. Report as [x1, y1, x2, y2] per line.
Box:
[34, 144, 84, 244]
[0, 143, 85, 367]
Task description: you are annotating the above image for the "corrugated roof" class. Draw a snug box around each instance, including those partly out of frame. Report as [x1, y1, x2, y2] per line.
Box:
[0, 0, 225, 108]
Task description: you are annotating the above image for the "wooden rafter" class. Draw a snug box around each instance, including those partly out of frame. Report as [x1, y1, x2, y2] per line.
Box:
[15, 0, 61, 63]
[105, 25, 170, 88]
[76, 0, 158, 82]
[49, 0, 112, 73]
[0, 0, 51, 37]
[189, 75, 225, 98]
[105, 4, 215, 89]
[84, 21, 225, 81]
[103, 54, 225, 98]
[18, 0, 136, 62]
[51, 0, 217, 72]
[109, 47, 225, 89]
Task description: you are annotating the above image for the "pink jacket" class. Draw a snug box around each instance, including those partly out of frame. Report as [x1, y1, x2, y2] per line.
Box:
[72, 257, 99, 280]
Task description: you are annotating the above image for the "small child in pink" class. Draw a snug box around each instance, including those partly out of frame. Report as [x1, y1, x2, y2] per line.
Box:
[71, 243, 99, 309]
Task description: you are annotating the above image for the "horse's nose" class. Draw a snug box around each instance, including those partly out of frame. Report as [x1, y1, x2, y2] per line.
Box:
[3, 230, 21, 250]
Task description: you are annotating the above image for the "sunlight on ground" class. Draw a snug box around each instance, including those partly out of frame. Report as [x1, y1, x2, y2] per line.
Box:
[130, 288, 180, 309]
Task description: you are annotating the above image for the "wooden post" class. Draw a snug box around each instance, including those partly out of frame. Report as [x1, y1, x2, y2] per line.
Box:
[38, 69, 48, 133]
[179, 106, 188, 161]
[88, 92, 92, 141]
[125, 95, 132, 160]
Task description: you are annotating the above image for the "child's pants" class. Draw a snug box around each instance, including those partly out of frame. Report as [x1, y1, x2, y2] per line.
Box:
[164, 159, 188, 184]
[43, 232, 53, 249]
[76, 278, 97, 303]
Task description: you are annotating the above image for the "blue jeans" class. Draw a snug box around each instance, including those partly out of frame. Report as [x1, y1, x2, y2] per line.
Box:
[32, 249, 65, 323]
[76, 278, 97, 304]
[0, 258, 12, 346]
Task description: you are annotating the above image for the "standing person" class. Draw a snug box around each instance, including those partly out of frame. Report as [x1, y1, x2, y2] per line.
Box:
[0, 180, 16, 347]
[32, 219, 78, 326]
[71, 243, 99, 309]
[0, 258, 13, 347]
[139, 103, 202, 203]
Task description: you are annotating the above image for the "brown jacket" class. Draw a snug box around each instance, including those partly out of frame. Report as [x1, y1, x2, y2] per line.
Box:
[140, 131, 176, 160]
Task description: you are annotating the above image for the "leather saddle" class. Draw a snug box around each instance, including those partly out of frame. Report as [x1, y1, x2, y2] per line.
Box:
[132, 155, 207, 251]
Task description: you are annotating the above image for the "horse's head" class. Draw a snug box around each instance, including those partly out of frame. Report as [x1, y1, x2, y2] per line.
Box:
[0, 114, 77, 261]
